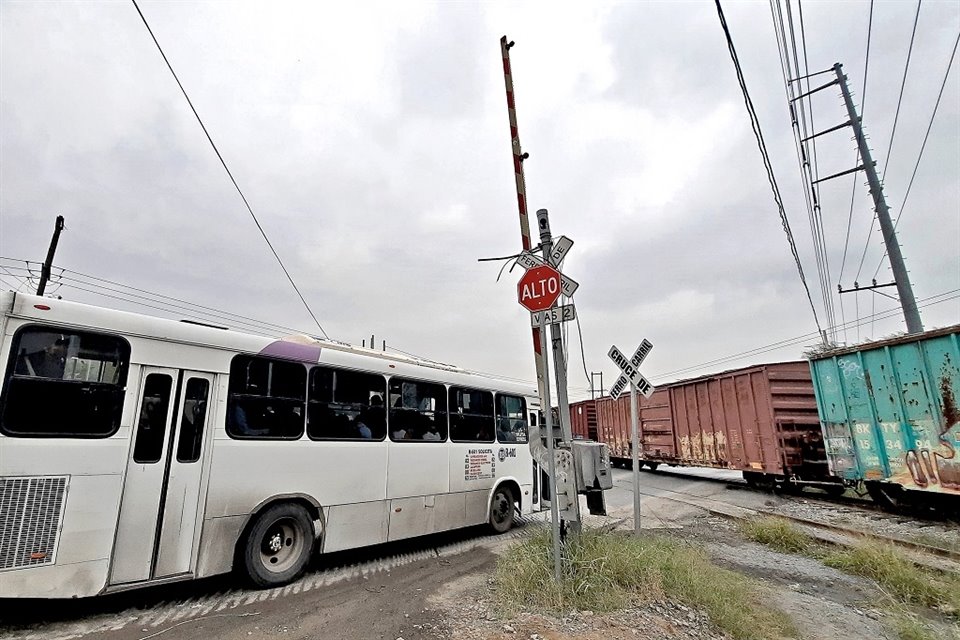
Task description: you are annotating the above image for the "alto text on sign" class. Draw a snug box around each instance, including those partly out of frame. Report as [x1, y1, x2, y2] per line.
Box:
[517, 265, 563, 312]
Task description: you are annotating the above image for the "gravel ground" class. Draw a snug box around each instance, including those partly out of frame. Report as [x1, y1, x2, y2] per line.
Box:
[765, 496, 960, 551]
[430, 570, 726, 640]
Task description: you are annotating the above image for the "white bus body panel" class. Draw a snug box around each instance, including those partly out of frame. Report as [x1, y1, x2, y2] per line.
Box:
[0, 292, 542, 598]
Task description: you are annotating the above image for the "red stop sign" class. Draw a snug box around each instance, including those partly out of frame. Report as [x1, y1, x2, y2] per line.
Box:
[517, 265, 562, 312]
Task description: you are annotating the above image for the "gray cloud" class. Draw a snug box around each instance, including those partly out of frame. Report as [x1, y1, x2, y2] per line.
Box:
[1, 1, 957, 404]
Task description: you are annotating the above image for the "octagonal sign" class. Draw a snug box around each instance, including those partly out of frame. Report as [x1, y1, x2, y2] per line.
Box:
[517, 264, 562, 312]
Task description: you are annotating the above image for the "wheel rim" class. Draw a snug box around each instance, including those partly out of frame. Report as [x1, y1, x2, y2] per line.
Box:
[258, 519, 304, 574]
[492, 492, 511, 525]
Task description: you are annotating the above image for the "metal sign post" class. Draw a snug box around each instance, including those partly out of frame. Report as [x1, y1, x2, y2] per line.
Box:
[539, 318, 563, 581]
[630, 381, 640, 535]
[608, 340, 655, 535]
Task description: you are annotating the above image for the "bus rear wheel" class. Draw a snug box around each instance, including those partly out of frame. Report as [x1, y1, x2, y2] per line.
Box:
[241, 503, 314, 588]
[489, 486, 515, 534]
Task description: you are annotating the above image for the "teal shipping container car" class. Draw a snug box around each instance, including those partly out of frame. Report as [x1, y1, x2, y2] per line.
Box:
[808, 325, 960, 506]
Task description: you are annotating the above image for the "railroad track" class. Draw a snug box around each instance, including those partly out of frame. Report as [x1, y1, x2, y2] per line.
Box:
[625, 480, 960, 567]
[642, 466, 958, 523]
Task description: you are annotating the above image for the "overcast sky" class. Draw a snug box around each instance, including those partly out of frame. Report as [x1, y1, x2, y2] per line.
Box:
[2, 0, 958, 401]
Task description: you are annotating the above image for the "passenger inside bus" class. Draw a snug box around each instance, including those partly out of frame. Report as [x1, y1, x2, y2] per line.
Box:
[16, 336, 68, 379]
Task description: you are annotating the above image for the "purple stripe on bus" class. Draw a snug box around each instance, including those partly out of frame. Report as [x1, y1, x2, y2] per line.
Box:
[259, 340, 322, 363]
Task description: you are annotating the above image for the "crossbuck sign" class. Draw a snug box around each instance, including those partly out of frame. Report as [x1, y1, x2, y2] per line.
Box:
[608, 339, 655, 399]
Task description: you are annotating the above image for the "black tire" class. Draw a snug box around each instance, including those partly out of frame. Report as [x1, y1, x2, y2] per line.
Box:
[241, 503, 315, 588]
[645, 462, 660, 471]
[489, 486, 515, 534]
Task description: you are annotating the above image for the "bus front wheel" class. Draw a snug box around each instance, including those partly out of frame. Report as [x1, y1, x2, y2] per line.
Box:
[489, 486, 515, 533]
[241, 503, 314, 588]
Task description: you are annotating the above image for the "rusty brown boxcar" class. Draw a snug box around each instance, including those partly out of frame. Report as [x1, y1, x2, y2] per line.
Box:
[570, 361, 835, 488]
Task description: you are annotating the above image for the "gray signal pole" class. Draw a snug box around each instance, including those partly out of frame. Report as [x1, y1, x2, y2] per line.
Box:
[536, 208, 581, 535]
[834, 63, 923, 334]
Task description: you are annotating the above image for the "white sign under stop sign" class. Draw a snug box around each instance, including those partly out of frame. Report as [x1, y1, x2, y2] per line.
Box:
[530, 304, 576, 327]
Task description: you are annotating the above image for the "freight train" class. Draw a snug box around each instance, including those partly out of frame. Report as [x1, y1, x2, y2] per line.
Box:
[570, 324, 960, 510]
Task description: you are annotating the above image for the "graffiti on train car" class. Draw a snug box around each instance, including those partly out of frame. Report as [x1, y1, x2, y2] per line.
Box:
[678, 431, 727, 464]
[886, 369, 960, 493]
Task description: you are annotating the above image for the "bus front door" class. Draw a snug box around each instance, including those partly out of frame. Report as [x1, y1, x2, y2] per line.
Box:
[110, 368, 216, 585]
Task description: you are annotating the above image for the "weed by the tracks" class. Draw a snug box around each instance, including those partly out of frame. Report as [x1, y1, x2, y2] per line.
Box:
[741, 516, 960, 639]
[739, 516, 816, 554]
[494, 528, 798, 640]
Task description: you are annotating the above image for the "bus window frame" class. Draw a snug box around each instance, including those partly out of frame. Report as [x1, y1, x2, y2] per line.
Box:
[307, 364, 387, 442]
[0, 323, 131, 439]
[225, 354, 307, 441]
[387, 376, 448, 443]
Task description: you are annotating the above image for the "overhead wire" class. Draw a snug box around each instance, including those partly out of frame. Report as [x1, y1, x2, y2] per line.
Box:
[716, 0, 823, 337]
[129, 0, 329, 339]
[773, 0, 835, 340]
[837, 0, 875, 343]
[785, 0, 836, 339]
[879, 0, 923, 185]
[0, 257, 323, 339]
[0, 254, 551, 389]
[655, 289, 958, 380]
[853, 0, 922, 283]
[872, 29, 960, 280]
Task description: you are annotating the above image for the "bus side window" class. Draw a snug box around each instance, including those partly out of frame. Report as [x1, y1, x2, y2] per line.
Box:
[388, 378, 447, 442]
[226, 355, 306, 440]
[449, 387, 494, 443]
[0, 326, 130, 438]
[133, 373, 173, 463]
[496, 394, 528, 444]
[307, 366, 386, 441]
[176, 377, 210, 462]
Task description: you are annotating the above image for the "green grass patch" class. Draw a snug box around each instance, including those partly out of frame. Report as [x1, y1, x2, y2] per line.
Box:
[494, 528, 797, 640]
[889, 610, 951, 640]
[740, 515, 960, 635]
[821, 543, 960, 616]
[739, 516, 816, 554]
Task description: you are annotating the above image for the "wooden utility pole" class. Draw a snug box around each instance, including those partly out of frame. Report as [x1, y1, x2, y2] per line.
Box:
[36, 216, 65, 296]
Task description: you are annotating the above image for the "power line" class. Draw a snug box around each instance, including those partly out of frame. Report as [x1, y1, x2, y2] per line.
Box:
[854, 0, 922, 283]
[656, 289, 958, 380]
[770, 0, 834, 338]
[787, 0, 836, 337]
[716, 0, 823, 336]
[872, 29, 960, 279]
[0, 256, 318, 338]
[880, 0, 923, 184]
[838, 0, 874, 343]
[129, 0, 329, 339]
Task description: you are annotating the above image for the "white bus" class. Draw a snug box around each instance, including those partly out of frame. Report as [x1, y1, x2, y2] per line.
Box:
[0, 291, 544, 598]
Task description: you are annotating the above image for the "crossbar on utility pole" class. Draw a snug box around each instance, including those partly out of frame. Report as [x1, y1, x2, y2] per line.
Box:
[789, 77, 839, 102]
[811, 164, 868, 185]
[800, 120, 851, 143]
[834, 63, 923, 334]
